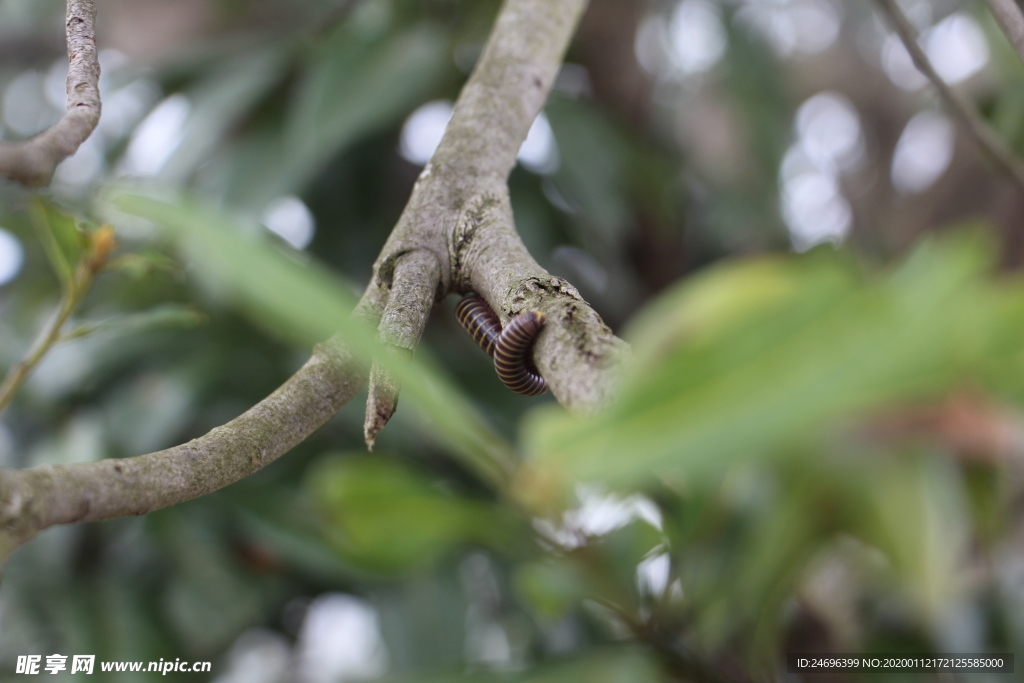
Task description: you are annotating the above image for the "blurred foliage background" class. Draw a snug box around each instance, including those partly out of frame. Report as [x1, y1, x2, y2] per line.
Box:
[2, 0, 1024, 681]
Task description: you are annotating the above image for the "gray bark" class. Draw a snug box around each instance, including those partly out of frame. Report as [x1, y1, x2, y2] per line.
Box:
[0, 0, 101, 188]
[0, 0, 627, 565]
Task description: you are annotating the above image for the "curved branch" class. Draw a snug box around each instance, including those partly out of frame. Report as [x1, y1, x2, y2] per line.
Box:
[0, 338, 364, 561]
[0, 281, 387, 563]
[874, 0, 1024, 193]
[0, 0, 101, 188]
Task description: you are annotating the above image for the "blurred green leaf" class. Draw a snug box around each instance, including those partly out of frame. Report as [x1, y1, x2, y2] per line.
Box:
[232, 496, 362, 582]
[160, 48, 289, 185]
[518, 648, 665, 683]
[381, 647, 664, 683]
[310, 454, 514, 573]
[857, 455, 971, 619]
[546, 98, 632, 246]
[111, 193, 359, 344]
[105, 249, 186, 281]
[30, 199, 84, 288]
[283, 22, 448, 191]
[599, 521, 664, 592]
[515, 558, 591, 619]
[62, 304, 206, 341]
[524, 232, 1014, 490]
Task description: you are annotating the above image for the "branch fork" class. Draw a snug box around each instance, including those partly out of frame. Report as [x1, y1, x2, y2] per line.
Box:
[0, 0, 626, 565]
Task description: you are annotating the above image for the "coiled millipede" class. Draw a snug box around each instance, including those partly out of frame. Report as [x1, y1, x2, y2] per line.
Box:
[455, 294, 549, 396]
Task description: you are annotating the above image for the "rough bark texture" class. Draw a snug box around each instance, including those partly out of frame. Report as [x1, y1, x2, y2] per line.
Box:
[454, 188, 623, 409]
[0, 337, 365, 561]
[0, 0, 626, 564]
[365, 250, 440, 448]
[363, 0, 622, 434]
[0, 0, 101, 188]
[987, 0, 1024, 66]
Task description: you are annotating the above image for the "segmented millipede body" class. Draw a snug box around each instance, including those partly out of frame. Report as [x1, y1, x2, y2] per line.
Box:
[455, 294, 549, 396]
[455, 295, 502, 357]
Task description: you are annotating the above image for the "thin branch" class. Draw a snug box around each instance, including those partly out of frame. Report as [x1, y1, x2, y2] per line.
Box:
[986, 0, 1024, 66]
[874, 0, 1024, 193]
[0, 0, 101, 188]
[0, 217, 114, 415]
[0, 288, 78, 416]
[364, 250, 441, 449]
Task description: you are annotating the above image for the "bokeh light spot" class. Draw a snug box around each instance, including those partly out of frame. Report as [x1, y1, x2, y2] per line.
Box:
[295, 594, 388, 683]
[781, 172, 852, 251]
[0, 229, 25, 286]
[891, 111, 955, 194]
[261, 196, 316, 250]
[669, 0, 727, 74]
[3, 70, 58, 137]
[795, 91, 864, 172]
[399, 100, 454, 166]
[881, 12, 989, 91]
[518, 112, 559, 174]
[0, 227, 25, 286]
[120, 94, 190, 176]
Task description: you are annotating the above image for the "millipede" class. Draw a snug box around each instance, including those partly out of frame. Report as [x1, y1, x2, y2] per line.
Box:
[455, 294, 548, 396]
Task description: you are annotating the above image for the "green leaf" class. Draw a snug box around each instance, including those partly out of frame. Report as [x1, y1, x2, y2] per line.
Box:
[857, 455, 971, 619]
[105, 249, 186, 281]
[518, 648, 665, 683]
[159, 48, 289, 184]
[599, 520, 665, 590]
[515, 558, 591, 619]
[310, 454, 512, 573]
[282, 22, 448, 191]
[546, 99, 632, 245]
[62, 305, 206, 341]
[523, 232, 1007, 491]
[379, 647, 665, 683]
[30, 199, 83, 288]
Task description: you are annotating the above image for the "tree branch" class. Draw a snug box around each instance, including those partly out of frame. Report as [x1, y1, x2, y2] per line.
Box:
[0, 0, 625, 564]
[365, 250, 441, 449]
[0, 338, 365, 562]
[987, 0, 1024, 66]
[455, 188, 625, 411]
[362, 0, 621, 434]
[0, 0, 101, 188]
[874, 0, 1024, 193]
